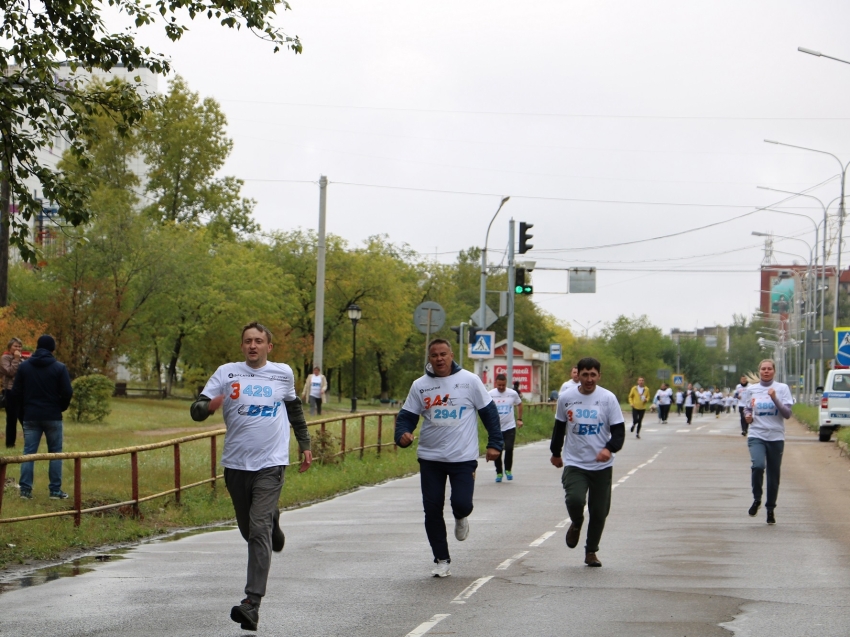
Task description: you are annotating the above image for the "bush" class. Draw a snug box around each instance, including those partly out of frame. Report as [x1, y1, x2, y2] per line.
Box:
[70, 374, 114, 422]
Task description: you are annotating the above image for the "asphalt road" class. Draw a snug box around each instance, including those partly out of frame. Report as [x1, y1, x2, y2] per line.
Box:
[1, 408, 849, 637]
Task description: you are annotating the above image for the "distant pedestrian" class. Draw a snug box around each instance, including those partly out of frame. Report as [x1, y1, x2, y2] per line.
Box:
[191, 322, 313, 631]
[682, 384, 698, 424]
[675, 389, 684, 416]
[489, 373, 523, 482]
[1, 338, 24, 448]
[734, 375, 750, 436]
[711, 388, 723, 418]
[743, 359, 793, 525]
[395, 339, 503, 578]
[627, 377, 650, 439]
[655, 383, 672, 423]
[551, 357, 625, 568]
[698, 389, 710, 416]
[559, 367, 579, 394]
[13, 335, 73, 500]
[301, 366, 327, 416]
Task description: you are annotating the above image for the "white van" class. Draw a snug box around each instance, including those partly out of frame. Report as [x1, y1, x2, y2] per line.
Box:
[818, 369, 850, 442]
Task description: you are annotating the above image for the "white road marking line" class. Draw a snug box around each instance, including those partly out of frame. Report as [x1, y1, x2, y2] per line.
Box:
[709, 429, 722, 433]
[451, 576, 493, 604]
[496, 551, 529, 570]
[644, 428, 659, 432]
[676, 429, 690, 432]
[555, 518, 569, 528]
[627, 468, 639, 475]
[617, 476, 630, 483]
[529, 531, 555, 547]
[405, 614, 451, 636]
[696, 425, 705, 430]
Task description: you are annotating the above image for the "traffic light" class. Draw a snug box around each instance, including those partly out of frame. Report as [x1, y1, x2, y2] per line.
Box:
[519, 222, 534, 254]
[514, 268, 533, 295]
[468, 326, 481, 344]
[450, 326, 462, 344]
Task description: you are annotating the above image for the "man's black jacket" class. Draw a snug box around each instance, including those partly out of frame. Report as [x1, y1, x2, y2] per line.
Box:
[12, 349, 73, 421]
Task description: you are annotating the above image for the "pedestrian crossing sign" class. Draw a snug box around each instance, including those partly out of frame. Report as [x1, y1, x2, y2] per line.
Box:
[468, 331, 495, 359]
[835, 327, 850, 366]
[672, 374, 684, 387]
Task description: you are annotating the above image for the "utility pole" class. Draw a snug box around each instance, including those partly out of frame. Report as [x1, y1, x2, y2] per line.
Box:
[0, 136, 10, 307]
[507, 219, 516, 385]
[312, 176, 327, 372]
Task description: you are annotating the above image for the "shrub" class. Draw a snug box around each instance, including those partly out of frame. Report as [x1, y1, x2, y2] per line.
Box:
[312, 428, 340, 464]
[70, 374, 114, 422]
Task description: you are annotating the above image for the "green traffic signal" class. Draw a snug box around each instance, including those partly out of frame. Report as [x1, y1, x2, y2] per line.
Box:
[515, 285, 533, 295]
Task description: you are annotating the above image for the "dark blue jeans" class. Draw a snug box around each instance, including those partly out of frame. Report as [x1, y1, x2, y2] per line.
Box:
[20, 420, 64, 493]
[748, 437, 784, 510]
[418, 458, 477, 562]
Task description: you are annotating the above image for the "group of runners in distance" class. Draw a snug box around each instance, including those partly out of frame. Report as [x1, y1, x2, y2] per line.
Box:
[191, 326, 792, 632]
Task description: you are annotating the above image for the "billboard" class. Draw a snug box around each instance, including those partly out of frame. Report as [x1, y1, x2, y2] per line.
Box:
[769, 275, 794, 316]
[493, 364, 532, 393]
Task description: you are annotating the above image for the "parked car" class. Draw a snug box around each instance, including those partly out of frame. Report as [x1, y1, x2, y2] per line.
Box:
[818, 369, 850, 442]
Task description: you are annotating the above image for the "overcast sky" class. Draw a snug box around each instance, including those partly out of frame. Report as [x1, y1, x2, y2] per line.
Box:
[136, 0, 850, 337]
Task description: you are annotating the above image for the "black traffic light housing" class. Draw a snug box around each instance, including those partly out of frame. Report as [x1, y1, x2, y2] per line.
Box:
[450, 325, 483, 345]
[519, 222, 534, 254]
[514, 268, 533, 295]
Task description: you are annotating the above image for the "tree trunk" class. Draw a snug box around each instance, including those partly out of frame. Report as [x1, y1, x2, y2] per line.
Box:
[166, 331, 184, 396]
[376, 351, 390, 401]
[153, 339, 162, 393]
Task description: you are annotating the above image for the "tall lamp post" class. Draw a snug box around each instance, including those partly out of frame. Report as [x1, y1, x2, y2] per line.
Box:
[764, 140, 850, 329]
[348, 304, 361, 413]
[477, 196, 510, 377]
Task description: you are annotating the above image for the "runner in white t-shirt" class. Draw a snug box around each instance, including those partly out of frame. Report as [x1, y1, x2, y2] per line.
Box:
[559, 366, 579, 394]
[191, 322, 313, 632]
[675, 389, 684, 416]
[395, 339, 503, 578]
[742, 359, 793, 525]
[489, 373, 523, 482]
[655, 383, 673, 423]
[550, 357, 625, 568]
[734, 376, 750, 436]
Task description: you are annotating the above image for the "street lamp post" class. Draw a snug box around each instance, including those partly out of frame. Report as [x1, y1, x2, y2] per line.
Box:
[477, 196, 510, 378]
[764, 140, 850, 330]
[348, 304, 361, 413]
[798, 47, 850, 66]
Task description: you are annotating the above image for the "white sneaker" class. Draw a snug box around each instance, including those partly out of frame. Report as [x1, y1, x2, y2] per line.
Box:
[454, 517, 469, 541]
[431, 559, 451, 577]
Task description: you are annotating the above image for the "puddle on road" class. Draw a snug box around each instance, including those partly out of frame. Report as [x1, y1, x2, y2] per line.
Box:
[0, 524, 236, 595]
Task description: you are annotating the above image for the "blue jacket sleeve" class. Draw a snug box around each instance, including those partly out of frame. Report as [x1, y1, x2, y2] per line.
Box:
[58, 365, 73, 412]
[478, 401, 503, 451]
[394, 409, 420, 447]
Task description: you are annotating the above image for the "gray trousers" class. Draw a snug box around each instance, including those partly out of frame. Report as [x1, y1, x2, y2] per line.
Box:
[224, 465, 285, 606]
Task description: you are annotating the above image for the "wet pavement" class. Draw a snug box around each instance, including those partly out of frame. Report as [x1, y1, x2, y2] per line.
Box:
[0, 410, 848, 636]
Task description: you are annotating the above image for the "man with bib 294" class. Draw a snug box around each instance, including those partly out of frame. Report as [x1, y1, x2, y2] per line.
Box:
[395, 339, 503, 578]
[191, 322, 312, 631]
[550, 357, 625, 568]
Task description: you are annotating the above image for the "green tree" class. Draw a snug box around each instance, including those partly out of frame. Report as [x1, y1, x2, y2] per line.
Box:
[600, 315, 666, 398]
[0, 0, 299, 257]
[141, 76, 257, 237]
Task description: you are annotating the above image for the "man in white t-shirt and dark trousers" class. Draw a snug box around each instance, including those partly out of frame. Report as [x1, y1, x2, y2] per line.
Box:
[489, 373, 523, 482]
[301, 366, 327, 416]
[191, 322, 313, 631]
[682, 384, 698, 425]
[559, 366, 579, 394]
[550, 357, 625, 568]
[675, 389, 684, 416]
[743, 359, 792, 525]
[395, 339, 503, 578]
[734, 375, 750, 436]
[655, 383, 672, 423]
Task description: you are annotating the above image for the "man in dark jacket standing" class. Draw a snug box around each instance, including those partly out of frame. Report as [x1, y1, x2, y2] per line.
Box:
[13, 335, 73, 499]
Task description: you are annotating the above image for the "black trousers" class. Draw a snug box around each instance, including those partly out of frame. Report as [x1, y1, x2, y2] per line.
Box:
[4, 389, 21, 448]
[685, 406, 694, 424]
[631, 409, 645, 433]
[494, 427, 516, 474]
[418, 458, 477, 562]
[739, 406, 748, 434]
[659, 404, 670, 421]
[676, 403, 683, 415]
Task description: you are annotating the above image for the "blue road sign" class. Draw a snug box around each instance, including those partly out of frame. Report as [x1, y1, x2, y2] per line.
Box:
[468, 331, 495, 359]
[836, 327, 850, 366]
[549, 343, 562, 362]
[672, 374, 684, 387]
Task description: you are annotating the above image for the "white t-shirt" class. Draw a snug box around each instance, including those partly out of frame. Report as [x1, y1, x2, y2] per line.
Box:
[700, 390, 711, 404]
[489, 388, 522, 431]
[711, 392, 722, 405]
[684, 391, 695, 407]
[656, 388, 672, 405]
[201, 361, 297, 471]
[734, 383, 748, 407]
[555, 385, 624, 471]
[675, 391, 684, 404]
[743, 381, 793, 442]
[308, 373, 324, 398]
[401, 369, 493, 462]
[560, 379, 579, 394]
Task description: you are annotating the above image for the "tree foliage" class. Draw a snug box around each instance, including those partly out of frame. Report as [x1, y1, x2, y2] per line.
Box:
[0, 0, 299, 256]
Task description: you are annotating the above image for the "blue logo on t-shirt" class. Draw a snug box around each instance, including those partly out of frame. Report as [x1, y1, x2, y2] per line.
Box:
[237, 402, 282, 417]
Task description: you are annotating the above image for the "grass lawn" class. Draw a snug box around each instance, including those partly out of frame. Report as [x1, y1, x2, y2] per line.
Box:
[0, 397, 556, 570]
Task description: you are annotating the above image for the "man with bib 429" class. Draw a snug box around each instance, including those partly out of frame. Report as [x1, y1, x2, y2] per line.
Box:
[742, 359, 792, 525]
[191, 322, 312, 631]
[550, 357, 625, 568]
[395, 339, 503, 578]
